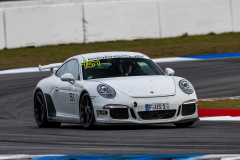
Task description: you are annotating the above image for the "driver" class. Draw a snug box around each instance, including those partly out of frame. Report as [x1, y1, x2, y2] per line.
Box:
[122, 62, 132, 76]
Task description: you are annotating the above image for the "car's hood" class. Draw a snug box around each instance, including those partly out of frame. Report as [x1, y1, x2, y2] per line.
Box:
[92, 76, 176, 97]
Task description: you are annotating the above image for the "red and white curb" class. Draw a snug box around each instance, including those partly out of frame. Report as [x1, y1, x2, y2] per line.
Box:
[198, 96, 240, 121]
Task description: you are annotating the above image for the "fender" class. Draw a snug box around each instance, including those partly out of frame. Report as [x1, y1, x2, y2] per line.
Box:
[33, 88, 56, 117]
[44, 93, 56, 117]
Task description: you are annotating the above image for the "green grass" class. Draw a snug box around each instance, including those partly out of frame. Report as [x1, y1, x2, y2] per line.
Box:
[1, 32, 240, 69]
[198, 99, 240, 110]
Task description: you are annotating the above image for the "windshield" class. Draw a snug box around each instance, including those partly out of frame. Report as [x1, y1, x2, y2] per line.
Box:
[82, 58, 164, 80]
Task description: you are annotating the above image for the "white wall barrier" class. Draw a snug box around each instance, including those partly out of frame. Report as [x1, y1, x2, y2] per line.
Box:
[158, 0, 233, 38]
[231, 0, 240, 32]
[0, 10, 5, 50]
[0, 1, 52, 9]
[0, 0, 239, 49]
[83, 0, 160, 43]
[0, 0, 155, 9]
[4, 4, 84, 49]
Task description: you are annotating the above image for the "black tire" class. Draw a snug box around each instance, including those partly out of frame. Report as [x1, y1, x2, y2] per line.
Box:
[174, 121, 195, 128]
[79, 92, 95, 129]
[34, 90, 61, 128]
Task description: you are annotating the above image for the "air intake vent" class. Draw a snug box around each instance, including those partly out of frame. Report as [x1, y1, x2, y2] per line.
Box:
[182, 103, 196, 116]
[110, 108, 129, 119]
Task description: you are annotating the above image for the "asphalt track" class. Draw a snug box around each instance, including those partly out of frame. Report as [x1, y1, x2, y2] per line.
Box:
[0, 57, 240, 154]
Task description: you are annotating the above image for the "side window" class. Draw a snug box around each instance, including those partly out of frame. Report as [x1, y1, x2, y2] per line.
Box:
[65, 59, 80, 80]
[56, 63, 67, 77]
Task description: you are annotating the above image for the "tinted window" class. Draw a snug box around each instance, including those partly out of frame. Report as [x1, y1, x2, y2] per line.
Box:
[56, 63, 67, 77]
[65, 59, 80, 80]
[82, 58, 164, 80]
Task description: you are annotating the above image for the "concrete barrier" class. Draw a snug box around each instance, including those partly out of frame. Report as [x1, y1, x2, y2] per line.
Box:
[83, 0, 160, 42]
[0, 1, 52, 9]
[0, 0, 239, 49]
[158, 0, 233, 38]
[4, 4, 84, 49]
[0, 10, 5, 50]
[231, 0, 240, 32]
[0, 0, 149, 9]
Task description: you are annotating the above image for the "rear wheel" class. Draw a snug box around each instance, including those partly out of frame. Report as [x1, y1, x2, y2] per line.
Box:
[34, 90, 61, 128]
[79, 93, 95, 129]
[174, 121, 195, 128]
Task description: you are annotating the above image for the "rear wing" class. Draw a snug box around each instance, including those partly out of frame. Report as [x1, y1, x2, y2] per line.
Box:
[38, 63, 63, 73]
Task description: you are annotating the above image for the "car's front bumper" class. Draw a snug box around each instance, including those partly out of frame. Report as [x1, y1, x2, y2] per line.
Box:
[91, 94, 198, 124]
[94, 118, 200, 126]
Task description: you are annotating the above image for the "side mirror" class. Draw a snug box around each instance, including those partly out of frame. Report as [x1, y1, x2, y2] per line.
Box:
[61, 73, 75, 83]
[165, 68, 174, 76]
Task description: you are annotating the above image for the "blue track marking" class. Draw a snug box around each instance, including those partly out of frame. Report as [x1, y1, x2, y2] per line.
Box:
[181, 52, 240, 59]
[32, 155, 205, 160]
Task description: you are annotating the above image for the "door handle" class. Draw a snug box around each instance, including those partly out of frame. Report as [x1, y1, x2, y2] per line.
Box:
[55, 87, 59, 91]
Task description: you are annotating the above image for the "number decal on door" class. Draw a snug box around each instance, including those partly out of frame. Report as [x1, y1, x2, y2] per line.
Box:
[69, 93, 76, 104]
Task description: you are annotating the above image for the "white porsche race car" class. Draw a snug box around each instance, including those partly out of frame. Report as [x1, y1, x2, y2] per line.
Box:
[33, 51, 199, 129]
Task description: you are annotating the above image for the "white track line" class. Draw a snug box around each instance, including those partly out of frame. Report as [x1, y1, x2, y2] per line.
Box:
[198, 96, 240, 101]
[188, 155, 240, 160]
[1, 154, 240, 160]
[0, 155, 62, 160]
[0, 67, 49, 75]
[152, 57, 198, 63]
[199, 116, 240, 121]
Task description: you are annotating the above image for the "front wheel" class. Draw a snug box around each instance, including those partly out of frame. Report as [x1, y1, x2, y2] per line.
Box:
[174, 121, 195, 128]
[79, 93, 95, 129]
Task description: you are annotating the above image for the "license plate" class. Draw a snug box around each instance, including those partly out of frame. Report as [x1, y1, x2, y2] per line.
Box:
[145, 103, 169, 111]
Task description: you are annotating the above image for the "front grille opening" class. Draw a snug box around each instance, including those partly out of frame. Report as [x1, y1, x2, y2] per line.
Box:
[130, 108, 136, 119]
[177, 105, 181, 116]
[181, 103, 196, 116]
[110, 108, 129, 119]
[138, 110, 176, 120]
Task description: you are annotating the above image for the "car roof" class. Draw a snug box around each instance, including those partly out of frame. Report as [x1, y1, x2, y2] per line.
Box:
[66, 51, 150, 63]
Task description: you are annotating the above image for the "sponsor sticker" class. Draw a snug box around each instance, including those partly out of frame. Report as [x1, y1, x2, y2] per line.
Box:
[82, 60, 101, 69]
[69, 93, 76, 104]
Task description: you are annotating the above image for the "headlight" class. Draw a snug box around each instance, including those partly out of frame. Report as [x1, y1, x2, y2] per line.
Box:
[179, 79, 194, 94]
[97, 84, 116, 99]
